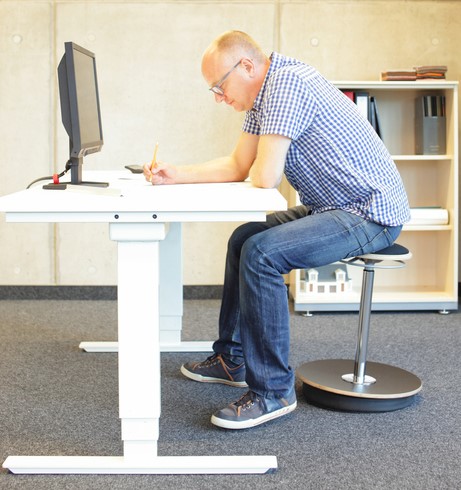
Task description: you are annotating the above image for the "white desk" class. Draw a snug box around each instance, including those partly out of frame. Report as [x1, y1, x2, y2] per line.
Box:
[0, 171, 287, 474]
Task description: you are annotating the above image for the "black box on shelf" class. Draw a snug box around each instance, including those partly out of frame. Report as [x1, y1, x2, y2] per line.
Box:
[415, 95, 446, 155]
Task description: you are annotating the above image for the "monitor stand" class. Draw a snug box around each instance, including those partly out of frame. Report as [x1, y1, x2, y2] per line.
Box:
[43, 182, 109, 190]
[43, 156, 108, 189]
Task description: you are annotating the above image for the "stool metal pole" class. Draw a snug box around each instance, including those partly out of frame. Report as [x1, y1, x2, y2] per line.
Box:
[353, 264, 375, 384]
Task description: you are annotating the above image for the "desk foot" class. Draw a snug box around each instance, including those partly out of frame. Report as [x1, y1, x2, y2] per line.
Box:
[3, 455, 277, 474]
[79, 341, 213, 353]
[79, 341, 118, 352]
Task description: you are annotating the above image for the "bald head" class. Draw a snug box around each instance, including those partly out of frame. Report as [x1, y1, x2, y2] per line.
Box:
[201, 31, 270, 111]
[203, 31, 267, 67]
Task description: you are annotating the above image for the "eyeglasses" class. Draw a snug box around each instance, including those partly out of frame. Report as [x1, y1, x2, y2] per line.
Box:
[209, 60, 242, 95]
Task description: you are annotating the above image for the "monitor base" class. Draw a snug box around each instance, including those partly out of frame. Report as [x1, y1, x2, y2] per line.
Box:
[43, 181, 109, 190]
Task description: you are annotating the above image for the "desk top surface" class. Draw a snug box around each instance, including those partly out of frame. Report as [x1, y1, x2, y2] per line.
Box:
[0, 171, 287, 223]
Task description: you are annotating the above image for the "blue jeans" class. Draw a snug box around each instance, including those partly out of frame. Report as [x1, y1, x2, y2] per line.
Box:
[212, 206, 402, 399]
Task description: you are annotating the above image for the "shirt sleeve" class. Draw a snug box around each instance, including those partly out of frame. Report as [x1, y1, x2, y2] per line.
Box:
[242, 109, 260, 135]
[259, 69, 318, 140]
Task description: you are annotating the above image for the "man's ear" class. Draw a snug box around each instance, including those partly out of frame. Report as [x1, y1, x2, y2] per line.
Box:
[240, 57, 255, 78]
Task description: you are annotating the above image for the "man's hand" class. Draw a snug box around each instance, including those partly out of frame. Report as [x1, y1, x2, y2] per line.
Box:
[143, 161, 179, 185]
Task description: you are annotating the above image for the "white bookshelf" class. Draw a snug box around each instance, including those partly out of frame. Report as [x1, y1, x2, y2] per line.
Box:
[290, 81, 458, 314]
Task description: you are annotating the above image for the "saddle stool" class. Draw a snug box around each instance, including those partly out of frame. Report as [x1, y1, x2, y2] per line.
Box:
[296, 243, 422, 412]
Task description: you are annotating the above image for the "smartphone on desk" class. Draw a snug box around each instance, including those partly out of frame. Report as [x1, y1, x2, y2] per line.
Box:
[125, 164, 144, 174]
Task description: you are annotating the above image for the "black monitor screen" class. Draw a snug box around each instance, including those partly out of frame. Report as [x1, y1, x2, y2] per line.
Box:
[58, 42, 105, 186]
[71, 47, 103, 152]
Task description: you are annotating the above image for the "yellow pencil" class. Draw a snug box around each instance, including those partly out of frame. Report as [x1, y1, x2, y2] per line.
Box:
[150, 142, 159, 170]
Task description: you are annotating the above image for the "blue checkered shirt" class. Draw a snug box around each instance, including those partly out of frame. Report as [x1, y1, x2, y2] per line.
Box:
[243, 52, 410, 226]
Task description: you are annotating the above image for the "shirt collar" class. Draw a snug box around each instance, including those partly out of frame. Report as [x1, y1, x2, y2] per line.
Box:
[252, 52, 284, 112]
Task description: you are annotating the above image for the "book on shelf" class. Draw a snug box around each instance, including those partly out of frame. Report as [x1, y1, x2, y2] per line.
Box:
[381, 69, 416, 81]
[340, 90, 382, 138]
[369, 97, 382, 137]
[354, 91, 370, 121]
[381, 65, 447, 81]
[407, 207, 449, 226]
[418, 95, 446, 117]
[414, 65, 447, 80]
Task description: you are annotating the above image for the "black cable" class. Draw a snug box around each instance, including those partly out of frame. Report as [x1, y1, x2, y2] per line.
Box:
[26, 160, 72, 189]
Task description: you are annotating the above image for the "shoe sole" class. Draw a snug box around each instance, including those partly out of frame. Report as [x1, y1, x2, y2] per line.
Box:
[211, 401, 297, 430]
[180, 364, 248, 388]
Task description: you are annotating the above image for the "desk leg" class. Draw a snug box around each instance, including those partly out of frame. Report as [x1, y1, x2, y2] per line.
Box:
[3, 222, 276, 474]
[116, 232, 162, 459]
[79, 222, 213, 353]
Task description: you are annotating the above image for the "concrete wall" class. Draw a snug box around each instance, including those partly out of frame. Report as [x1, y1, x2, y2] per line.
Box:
[1, 0, 460, 286]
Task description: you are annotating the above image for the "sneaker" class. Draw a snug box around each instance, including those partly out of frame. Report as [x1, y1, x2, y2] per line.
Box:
[180, 353, 248, 387]
[211, 389, 297, 430]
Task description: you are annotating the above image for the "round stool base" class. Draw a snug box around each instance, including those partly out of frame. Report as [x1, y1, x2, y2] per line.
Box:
[297, 359, 422, 413]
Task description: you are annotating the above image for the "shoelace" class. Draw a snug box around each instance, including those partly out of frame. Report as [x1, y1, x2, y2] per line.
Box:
[203, 353, 220, 366]
[196, 354, 217, 366]
[235, 391, 258, 414]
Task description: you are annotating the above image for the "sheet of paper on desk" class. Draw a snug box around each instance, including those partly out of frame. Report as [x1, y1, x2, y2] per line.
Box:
[66, 185, 123, 197]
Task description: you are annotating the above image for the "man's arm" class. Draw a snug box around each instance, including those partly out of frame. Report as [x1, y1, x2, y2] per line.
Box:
[144, 132, 291, 188]
[144, 131, 258, 185]
[249, 134, 292, 188]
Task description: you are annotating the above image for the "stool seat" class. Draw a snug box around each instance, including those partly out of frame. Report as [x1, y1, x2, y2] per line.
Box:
[344, 243, 412, 268]
[296, 243, 422, 412]
[357, 243, 412, 262]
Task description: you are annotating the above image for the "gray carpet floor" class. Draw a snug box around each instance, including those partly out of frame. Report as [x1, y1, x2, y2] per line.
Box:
[0, 298, 460, 489]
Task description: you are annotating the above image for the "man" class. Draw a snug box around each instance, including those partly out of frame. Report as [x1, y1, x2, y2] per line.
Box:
[144, 31, 410, 430]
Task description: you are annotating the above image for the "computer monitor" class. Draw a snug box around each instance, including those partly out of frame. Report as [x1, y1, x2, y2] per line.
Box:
[57, 42, 107, 187]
